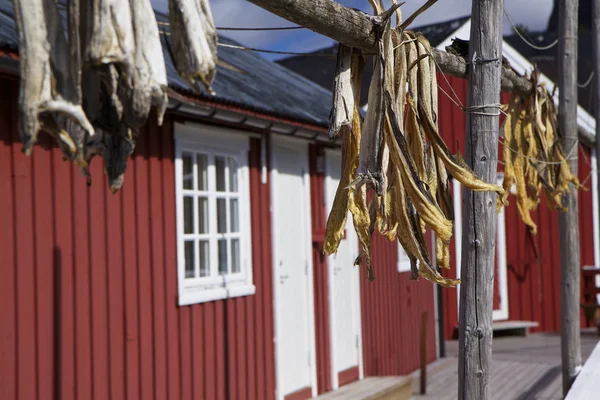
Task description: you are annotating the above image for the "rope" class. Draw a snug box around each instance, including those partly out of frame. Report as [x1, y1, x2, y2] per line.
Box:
[504, 10, 558, 51]
[578, 72, 595, 88]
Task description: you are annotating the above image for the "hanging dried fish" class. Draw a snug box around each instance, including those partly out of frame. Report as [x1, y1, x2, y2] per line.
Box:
[80, 0, 135, 84]
[498, 70, 586, 232]
[121, 0, 169, 128]
[168, 0, 218, 94]
[14, 0, 94, 156]
[328, 44, 354, 139]
[354, 24, 386, 195]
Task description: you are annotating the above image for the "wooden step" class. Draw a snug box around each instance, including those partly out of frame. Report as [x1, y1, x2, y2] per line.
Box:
[312, 376, 413, 400]
[492, 320, 539, 337]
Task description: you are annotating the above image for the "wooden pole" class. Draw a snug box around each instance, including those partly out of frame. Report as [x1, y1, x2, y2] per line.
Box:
[558, 0, 582, 395]
[594, 0, 600, 340]
[457, 0, 503, 398]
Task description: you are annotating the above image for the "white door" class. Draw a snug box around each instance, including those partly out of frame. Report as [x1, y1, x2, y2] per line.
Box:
[325, 149, 363, 388]
[271, 137, 317, 399]
[453, 176, 509, 321]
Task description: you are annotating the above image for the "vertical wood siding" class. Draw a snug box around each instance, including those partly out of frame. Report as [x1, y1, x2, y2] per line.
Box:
[0, 77, 276, 400]
[308, 144, 332, 394]
[360, 235, 438, 375]
[436, 74, 596, 338]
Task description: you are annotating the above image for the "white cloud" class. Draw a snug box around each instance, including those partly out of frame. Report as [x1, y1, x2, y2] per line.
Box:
[150, 0, 555, 59]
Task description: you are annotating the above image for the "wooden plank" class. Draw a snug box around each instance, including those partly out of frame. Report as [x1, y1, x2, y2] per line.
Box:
[191, 306, 204, 399]
[89, 146, 110, 400]
[134, 130, 155, 400]
[33, 140, 55, 400]
[122, 151, 140, 400]
[51, 135, 75, 400]
[105, 165, 125, 400]
[0, 81, 17, 400]
[558, 0, 582, 394]
[161, 117, 182, 400]
[457, 0, 504, 398]
[148, 120, 168, 400]
[204, 303, 217, 400]
[12, 109, 37, 400]
[179, 308, 193, 400]
[215, 301, 226, 400]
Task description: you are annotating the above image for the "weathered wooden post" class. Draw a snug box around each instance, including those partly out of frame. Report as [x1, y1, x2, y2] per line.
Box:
[457, 0, 504, 398]
[560, 0, 582, 395]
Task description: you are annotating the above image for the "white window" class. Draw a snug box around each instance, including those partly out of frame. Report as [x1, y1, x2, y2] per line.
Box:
[174, 122, 255, 305]
[398, 244, 412, 272]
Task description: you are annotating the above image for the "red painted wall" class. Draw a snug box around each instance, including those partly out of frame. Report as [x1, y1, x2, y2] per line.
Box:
[436, 73, 597, 338]
[360, 234, 438, 375]
[0, 76, 276, 400]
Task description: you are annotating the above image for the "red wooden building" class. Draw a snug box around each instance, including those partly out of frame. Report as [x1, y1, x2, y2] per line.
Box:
[1, 6, 598, 400]
[0, 4, 437, 400]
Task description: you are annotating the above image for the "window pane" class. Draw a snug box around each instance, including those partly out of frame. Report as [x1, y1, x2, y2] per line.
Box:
[217, 198, 227, 233]
[182, 153, 193, 190]
[229, 157, 238, 192]
[215, 156, 226, 192]
[198, 197, 209, 234]
[199, 240, 210, 277]
[218, 239, 228, 275]
[230, 199, 239, 233]
[197, 153, 208, 191]
[183, 196, 194, 234]
[184, 241, 195, 278]
[231, 239, 240, 273]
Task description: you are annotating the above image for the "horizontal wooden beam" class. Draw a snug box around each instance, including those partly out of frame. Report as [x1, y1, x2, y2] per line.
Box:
[248, 0, 534, 95]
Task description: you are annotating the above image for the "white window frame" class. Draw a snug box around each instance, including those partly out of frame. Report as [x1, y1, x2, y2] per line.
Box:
[174, 122, 255, 306]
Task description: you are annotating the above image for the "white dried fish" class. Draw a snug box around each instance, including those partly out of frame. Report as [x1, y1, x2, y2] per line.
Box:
[122, 0, 169, 128]
[81, 0, 135, 85]
[14, 0, 94, 155]
[168, 0, 218, 94]
[328, 43, 354, 139]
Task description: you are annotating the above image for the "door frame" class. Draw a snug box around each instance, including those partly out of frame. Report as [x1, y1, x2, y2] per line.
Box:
[270, 134, 318, 400]
[323, 148, 365, 390]
[453, 176, 509, 321]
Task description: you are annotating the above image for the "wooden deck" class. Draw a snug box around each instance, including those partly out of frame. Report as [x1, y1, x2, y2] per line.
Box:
[410, 330, 599, 399]
[312, 376, 413, 400]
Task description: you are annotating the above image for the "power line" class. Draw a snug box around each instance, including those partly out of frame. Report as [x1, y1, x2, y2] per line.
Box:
[155, 20, 304, 31]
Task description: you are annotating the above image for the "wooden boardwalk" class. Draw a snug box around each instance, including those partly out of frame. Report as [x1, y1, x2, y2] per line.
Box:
[411, 331, 600, 400]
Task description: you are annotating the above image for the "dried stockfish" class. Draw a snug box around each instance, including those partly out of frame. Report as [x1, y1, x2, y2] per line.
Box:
[121, 0, 169, 128]
[168, 0, 218, 95]
[14, 0, 94, 156]
[353, 9, 396, 195]
[80, 0, 135, 84]
[328, 44, 354, 139]
[498, 69, 586, 232]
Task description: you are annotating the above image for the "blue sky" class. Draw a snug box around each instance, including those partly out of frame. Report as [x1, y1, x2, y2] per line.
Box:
[150, 0, 555, 60]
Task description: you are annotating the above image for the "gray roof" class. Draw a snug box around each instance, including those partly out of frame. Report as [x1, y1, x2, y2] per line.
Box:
[0, 1, 333, 127]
